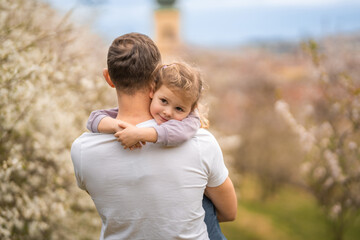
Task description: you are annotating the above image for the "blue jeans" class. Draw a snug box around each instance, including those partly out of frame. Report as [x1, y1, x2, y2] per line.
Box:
[203, 195, 227, 240]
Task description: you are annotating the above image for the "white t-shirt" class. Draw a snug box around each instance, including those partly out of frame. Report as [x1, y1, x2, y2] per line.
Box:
[71, 119, 228, 240]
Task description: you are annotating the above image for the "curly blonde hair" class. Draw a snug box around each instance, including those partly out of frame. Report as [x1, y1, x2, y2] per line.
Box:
[152, 62, 209, 128]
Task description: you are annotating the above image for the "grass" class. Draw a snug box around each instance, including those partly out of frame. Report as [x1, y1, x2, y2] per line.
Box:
[220, 176, 360, 240]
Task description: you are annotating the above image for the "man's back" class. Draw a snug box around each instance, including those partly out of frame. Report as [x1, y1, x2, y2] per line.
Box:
[71, 120, 228, 240]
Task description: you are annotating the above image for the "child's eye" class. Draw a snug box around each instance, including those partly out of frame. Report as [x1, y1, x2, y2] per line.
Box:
[175, 107, 184, 112]
[160, 98, 168, 104]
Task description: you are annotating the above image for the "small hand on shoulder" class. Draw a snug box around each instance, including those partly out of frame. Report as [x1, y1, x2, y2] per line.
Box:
[114, 120, 146, 150]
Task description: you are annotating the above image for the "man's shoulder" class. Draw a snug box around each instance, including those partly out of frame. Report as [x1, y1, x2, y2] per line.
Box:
[71, 132, 115, 151]
[71, 132, 118, 166]
[71, 132, 87, 152]
[194, 128, 220, 149]
[195, 128, 217, 141]
[73, 132, 111, 141]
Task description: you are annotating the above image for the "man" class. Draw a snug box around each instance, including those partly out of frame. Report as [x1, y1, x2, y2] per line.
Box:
[71, 32, 237, 239]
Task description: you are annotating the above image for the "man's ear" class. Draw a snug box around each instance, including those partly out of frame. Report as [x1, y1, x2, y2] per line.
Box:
[103, 68, 115, 88]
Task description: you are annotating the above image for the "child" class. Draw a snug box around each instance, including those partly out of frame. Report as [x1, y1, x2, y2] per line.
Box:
[88, 62, 205, 147]
[87, 62, 226, 240]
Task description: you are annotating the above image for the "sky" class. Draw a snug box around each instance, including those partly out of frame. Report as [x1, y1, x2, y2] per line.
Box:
[44, 0, 360, 47]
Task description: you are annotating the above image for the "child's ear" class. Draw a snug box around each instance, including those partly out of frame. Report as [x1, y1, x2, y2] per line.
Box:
[149, 81, 156, 98]
[149, 89, 154, 99]
[103, 68, 115, 88]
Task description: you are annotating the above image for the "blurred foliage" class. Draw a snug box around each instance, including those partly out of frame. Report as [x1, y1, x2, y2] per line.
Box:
[184, 48, 306, 198]
[0, 0, 111, 238]
[184, 31, 360, 240]
[275, 40, 360, 240]
[2, 0, 360, 239]
[232, 75, 303, 199]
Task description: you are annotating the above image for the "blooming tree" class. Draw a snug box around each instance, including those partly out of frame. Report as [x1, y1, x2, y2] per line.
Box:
[0, 0, 112, 239]
[275, 40, 360, 240]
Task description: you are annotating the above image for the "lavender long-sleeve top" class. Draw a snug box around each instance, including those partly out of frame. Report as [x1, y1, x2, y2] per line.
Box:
[86, 108, 201, 146]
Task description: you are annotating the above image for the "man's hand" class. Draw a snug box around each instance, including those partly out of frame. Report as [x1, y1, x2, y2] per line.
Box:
[114, 120, 145, 150]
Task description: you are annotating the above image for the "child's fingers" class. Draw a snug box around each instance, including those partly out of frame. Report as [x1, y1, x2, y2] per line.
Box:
[127, 143, 141, 150]
[129, 144, 141, 150]
[119, 141, 142, 150]
[117, 120, 131, 129]
[114, 131, 123, 138]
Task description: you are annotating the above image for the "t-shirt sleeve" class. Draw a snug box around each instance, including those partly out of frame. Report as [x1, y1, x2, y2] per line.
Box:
[200, 131, 229, 187]
[86, 107, 119, 133]
[71, 137, 86, 190]
[153, 111, 201, 146]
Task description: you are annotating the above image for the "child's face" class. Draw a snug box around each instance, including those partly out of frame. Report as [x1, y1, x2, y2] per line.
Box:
[150, 85, 192, 124]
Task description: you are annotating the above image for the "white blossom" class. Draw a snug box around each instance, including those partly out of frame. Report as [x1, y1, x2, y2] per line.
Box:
[324, 150, 345, 182]
[348, 141, 357, 150]
[218, 134, 242, 151]
[300, 161, 312, 175]
[330, 203, 342, 220]
[313, 167, 327, 180]
[331, 102, 341, 113]
[275, 100, 315, 152]
[318, 122, 334, 139]
[324, 177, 334, 189]
[1, 0, 109, 238]
[352, 109, 360, 121]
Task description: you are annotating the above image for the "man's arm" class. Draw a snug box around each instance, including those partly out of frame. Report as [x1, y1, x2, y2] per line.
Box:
[200, 131, 237, 222]
[205, 177, 237, 222]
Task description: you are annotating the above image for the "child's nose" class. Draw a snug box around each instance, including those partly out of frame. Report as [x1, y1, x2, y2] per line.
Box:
[163, 108, 172, 118]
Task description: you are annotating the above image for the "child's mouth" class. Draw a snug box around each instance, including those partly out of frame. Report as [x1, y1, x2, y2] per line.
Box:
[159, 115, 169, 122]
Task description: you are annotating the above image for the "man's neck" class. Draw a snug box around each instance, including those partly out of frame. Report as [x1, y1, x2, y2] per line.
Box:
[116, 89, 153, 125]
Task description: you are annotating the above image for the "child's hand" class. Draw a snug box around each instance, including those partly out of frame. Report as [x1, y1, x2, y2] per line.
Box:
[114, 120, 146, 150]
[114, 119, 124, 132]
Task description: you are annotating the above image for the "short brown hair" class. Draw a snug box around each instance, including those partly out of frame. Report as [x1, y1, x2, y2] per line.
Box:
[107, 33, 161, 94]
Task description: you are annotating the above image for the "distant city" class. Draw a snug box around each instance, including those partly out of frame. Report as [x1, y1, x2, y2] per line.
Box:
[45, 0, 360, 48]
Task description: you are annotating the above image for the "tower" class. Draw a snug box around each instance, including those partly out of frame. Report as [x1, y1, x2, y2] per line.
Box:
[154, 0, 180, 58]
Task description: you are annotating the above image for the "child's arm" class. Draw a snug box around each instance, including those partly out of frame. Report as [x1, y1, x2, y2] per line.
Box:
[115, 121, 156, 149]
[154, 111, 201, 146]
[115, 111, 201, 148]
[87, 108, 119, 133]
